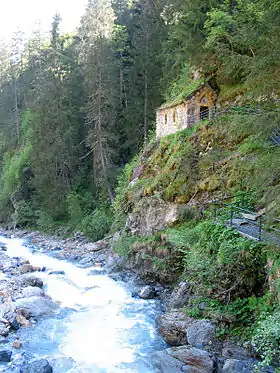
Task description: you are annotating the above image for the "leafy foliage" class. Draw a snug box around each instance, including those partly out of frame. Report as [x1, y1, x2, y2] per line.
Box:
[251, 310, 280, 367]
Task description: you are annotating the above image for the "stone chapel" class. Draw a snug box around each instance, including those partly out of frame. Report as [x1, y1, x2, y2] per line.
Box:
[156, 79, 218, 138]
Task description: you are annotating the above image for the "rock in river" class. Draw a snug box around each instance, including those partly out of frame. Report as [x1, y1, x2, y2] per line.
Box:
[21, 286, 44, 298]
[0, 349, 12, 362]
[20, 276, 43, 289]
[15, 296, 59, 318]
[139, 285, 155, 299]
[23, 359, 53, 373]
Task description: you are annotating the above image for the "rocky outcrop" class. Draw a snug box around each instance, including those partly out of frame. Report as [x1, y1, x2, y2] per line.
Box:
[156, 310, 193, 346]
[153, 346, 214, 373]
[126, 197, 180, 236]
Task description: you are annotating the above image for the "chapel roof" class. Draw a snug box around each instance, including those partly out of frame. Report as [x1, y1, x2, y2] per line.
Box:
[158, 77, 217, 110]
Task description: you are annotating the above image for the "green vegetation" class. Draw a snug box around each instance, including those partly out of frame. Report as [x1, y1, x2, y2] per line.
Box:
[111, 111, 280, 367]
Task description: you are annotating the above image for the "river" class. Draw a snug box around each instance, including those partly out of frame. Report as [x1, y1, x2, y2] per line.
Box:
[0, 235, 166, 372]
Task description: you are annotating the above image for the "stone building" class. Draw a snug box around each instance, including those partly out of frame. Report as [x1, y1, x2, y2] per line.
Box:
[156, 80, 218, 138]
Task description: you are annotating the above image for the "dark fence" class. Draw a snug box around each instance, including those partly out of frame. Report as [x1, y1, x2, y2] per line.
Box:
[213, 201, 264, 241]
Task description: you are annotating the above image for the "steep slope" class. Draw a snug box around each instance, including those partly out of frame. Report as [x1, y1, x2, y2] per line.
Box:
[112, 107, 280, 368]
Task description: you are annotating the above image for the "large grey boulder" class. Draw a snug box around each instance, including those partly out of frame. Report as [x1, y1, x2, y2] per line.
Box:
[15, 296, 59, 318]
[23, 359, 53, 373]
[153, 346, 214, 373]
[126, 197, 180, 236]
[186, 320, 216, 347]
[156, 311, 193, 346]
[21, 286, 44, 298]
[139, 285, 155, 299]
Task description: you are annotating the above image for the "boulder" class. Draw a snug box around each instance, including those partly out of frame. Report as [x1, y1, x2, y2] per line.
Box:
[105, 251, 124, 273]
[222, 359, 275, 373]
[48, 270, 65, 275]
[0, 349, 12, 362]
[15, 296, 59, 318]
[0, 323, 9, 337]
[186, 320, 216, 347]
[22, 286, 44, 298]
[126, 197, 180, 236]
[20, 276, 43, 288]
[222, 342, 252, 360]
[12, 339, 22, 349]
[79, 254, 94, 266]
[19, 265, 40, 274]
[156, 311, 193, 346]
[139, 285, 155, 299]
[16, 314, 30, 327]
[153, 349, 185, 373]
[167, 281, 191, 309]
[4, 312, 20, 330]
[153, 346, 214, 373]
[23, 359, 53, 373]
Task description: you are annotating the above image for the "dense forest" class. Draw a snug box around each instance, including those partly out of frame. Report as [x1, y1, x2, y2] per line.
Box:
[0, 0, 279, 235]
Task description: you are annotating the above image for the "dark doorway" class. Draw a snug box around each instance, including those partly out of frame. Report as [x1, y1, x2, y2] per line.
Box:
[200, 106, 209, 120]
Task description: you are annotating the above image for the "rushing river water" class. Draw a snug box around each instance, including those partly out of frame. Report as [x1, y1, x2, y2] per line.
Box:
[0, 236, 166, 372]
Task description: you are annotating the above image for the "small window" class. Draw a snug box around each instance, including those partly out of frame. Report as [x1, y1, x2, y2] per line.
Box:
[200, 95, 209, 105]
[173, 109, 176, 122]
[164, 113, 168, 125]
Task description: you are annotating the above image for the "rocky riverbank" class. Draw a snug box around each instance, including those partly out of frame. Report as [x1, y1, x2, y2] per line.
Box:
[0, 229, 277, 373]
[0, 240, 59, 372]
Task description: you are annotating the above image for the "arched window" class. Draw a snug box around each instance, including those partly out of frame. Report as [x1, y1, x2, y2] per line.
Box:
[164, 113, 168, 125]
[173, 109, 176, 122]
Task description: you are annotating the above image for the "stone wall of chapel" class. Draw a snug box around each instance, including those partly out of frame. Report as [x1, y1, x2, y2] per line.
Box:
[156, 86, 217, 138]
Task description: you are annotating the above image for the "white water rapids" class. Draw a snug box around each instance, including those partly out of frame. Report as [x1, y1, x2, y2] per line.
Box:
[0, 236, 165, 372]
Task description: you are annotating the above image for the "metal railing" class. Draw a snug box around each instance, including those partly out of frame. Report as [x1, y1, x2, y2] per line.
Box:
[213, 202, 264, 241]
[186, 105, 280, 128]
[270, 128, 280, 146]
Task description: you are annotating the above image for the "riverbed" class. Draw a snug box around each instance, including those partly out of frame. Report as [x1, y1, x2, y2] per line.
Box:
[0, 235, 166, 372]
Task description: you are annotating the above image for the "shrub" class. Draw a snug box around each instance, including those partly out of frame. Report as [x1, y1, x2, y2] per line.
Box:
[79, 207, 112, 241]
[251, 310, 280, 367]
[168, 220, 266, 300]
[11, 200, 35, 227]
[112, 234, 138, 257]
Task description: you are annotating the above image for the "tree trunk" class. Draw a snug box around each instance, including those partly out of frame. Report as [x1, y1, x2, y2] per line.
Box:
[13, 75, 20, 141]
[144, 31, 149, 142]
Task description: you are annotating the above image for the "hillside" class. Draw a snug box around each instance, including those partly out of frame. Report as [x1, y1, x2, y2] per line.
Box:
[111, 106, 280, 369]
